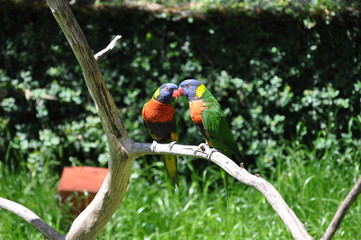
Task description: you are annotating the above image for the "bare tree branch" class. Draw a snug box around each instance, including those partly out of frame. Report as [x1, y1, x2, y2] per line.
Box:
[132, 142, 314, 240]
[0, 197, 65, 240]
[46, 0, 133, 239]
[94, 35, 122, 62]
[321, 175, 361, 240]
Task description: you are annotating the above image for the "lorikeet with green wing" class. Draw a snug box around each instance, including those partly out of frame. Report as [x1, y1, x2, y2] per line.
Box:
[174, 79, 242, 164]
[142, 83, 179, 186]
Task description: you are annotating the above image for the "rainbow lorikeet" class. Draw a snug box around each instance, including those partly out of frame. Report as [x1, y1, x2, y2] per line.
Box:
[174, 79, 242, 164]
[142, 83, 179, 186]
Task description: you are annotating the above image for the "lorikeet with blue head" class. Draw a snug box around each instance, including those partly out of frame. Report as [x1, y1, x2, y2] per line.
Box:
[174, 79, 243, 164]
[174, 79, 243, 210]
[142, 83, 179, 186]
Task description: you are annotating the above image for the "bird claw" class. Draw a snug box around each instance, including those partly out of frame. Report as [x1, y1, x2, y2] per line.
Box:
[151, 140, 158, 152]
[168, 141, 177, 150]
[193, 143, 219, 160]
[206, 148, 219, 160]
[193, 143, 209, 155]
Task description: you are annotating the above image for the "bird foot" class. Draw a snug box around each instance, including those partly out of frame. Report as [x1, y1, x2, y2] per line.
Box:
[193, 143, 220, 160]
[206, 148, 219, 160]
[168, 141, 177, 150]
[193, 143, 209, 155]
[151, 140, 158, 152]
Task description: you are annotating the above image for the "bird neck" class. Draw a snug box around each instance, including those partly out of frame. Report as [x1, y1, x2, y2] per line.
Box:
[189, 99, 207, 124]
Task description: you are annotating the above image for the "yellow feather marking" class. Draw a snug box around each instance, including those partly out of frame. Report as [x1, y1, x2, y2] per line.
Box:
[153, 88, 160, 98]
[196, 84, 206, 98]
[163, 155, 178, 186]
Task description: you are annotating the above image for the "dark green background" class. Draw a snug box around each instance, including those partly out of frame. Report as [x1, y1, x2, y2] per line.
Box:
[1, 1, 360, 174]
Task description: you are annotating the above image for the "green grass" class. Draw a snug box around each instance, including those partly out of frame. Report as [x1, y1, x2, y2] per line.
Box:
[1, 129, 360, 239]
[0, 162, 67, 239]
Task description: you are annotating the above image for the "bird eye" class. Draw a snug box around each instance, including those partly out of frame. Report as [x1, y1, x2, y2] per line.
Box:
[185, 84, 190, 87]
[165, 87, 170, 91]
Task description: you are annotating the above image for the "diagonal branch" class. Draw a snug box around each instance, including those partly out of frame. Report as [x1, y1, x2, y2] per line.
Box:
[0, 197, 65, 240]
[132, 142, 313, 240]
[321, 175, 361, 240]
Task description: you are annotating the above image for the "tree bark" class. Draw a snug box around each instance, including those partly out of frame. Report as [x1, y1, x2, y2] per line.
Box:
[46, 0, 134, 239]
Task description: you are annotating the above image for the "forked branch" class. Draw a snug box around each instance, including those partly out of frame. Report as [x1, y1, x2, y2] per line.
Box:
[46, 0, 132, 239]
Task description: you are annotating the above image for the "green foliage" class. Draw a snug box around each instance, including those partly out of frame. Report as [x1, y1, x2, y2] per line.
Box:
[1, 2, 360, 173]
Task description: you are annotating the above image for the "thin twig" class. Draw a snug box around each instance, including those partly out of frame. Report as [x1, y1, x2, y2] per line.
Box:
[321, 175, 361, 240]
[0, 197, 65, 240]
[94, 35, 122, 62]
[133, 142, 313, 240]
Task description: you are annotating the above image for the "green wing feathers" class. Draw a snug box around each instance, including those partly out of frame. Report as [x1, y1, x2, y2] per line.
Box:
[202, 99, 243, 164]
[162, 154, 178, 186]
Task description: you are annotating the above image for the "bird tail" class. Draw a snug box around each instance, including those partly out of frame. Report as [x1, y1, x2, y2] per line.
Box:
[162, 155, 178, 187]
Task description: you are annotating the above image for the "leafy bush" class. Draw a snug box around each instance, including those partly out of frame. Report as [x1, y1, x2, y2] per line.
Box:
[0, 1, 360, 174]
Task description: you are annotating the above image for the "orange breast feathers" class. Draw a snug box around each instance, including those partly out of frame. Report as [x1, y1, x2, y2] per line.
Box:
[143, 99, 175, 123]
[189, 100, 207, 124]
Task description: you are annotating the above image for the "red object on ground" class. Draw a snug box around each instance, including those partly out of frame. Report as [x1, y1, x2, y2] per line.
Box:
[58, 166, 108, 215]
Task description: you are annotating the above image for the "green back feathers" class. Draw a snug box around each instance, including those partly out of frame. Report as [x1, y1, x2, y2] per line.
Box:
[196, 84, 243, 163]
[178, 79, 243, 163]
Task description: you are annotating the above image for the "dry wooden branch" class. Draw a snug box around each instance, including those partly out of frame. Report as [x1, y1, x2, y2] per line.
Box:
[0, 197, 65, 240]
[94, 35, 122, 62]
[46, 0, 133, 239]
[133, 142, 313, 240]
[321, 175, 361, 240]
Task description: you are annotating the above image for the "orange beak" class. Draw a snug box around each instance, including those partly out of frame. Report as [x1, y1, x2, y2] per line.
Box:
[172, 88, 183, 99]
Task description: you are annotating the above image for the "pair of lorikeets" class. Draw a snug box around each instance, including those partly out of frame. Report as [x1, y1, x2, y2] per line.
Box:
[142, 79, 242, 186]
